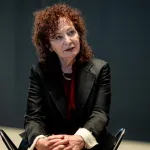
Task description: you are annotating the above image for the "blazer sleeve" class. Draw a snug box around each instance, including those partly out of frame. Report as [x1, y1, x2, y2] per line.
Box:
[84, 62, 111, 140]
[22, 65, 46, 145]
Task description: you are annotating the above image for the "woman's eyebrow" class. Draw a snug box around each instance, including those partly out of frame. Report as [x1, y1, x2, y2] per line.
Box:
[55, 32, 62, 34]
[67, 27, 74, 31]
[55, 27, 74, 34]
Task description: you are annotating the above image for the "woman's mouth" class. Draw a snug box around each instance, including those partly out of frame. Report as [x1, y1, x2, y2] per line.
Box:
[65, 47, 74, 51]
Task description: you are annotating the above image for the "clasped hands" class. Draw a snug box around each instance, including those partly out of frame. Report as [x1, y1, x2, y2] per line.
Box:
[35, 134, 85, 150]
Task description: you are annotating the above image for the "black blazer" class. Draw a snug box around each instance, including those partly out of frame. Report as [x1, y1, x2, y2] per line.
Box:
[21, 55, 111, 147]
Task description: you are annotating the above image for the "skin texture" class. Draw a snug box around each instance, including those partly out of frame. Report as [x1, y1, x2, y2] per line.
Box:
[35, 135, 85, 150]
[32, 3, 93, 65]
[49, 17, 80, 73]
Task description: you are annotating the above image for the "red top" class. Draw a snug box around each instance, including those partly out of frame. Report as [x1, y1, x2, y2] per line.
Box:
[63, 72, 75, 119]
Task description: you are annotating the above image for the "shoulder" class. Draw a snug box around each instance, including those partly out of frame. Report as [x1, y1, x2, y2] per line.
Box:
[29, 62, 44, 77]
[91, 57, 108, 68]
[89, 57, 110, 75]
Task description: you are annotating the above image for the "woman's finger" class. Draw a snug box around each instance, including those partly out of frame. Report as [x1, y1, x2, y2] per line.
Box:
[48, 139, 69, 149]
[63, 146, 72, 150]
[46, 139, 62, 146]
[52, 145, 65, 150]
[47, 135, 64, 140]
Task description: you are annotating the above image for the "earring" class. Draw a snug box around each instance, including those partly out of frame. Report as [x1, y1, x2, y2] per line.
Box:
[49, 48, 53, 52]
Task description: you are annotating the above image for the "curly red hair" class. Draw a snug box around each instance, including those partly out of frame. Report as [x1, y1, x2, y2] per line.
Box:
[32, 3, 93, 65]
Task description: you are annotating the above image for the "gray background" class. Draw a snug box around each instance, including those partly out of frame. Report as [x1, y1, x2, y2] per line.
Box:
[0, 0, 150, 142]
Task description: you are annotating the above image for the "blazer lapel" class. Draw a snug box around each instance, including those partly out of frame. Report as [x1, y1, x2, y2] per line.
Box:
[43, 54, 96, 120]
[75, 61, 96, 116]
[43, 53, 69, 120]
[46, 73, 68, 120]
[49, 89, 68, 120]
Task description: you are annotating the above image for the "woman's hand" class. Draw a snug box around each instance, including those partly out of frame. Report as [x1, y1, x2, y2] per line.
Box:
[49, 135, 85, 150]
[64, 135, 85, 150]
[35, 135, 69, 150]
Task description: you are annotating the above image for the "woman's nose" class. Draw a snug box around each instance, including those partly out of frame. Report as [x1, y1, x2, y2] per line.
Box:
[64, 35, 72, 44]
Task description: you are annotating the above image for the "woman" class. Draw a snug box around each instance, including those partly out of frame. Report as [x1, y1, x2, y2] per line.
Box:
[20, 3, 111, 150]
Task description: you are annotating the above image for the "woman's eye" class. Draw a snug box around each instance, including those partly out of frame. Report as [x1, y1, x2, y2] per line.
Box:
[68, 30, 75, 36]
[55, 35, 62, 40]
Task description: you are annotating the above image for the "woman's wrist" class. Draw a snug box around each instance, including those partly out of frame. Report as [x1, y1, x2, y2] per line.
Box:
[35, 138, 41, 149]
[28, 135, 46, 150]
[75, 135, 86, 149]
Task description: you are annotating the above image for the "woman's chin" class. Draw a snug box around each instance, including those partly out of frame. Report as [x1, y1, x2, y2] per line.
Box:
[63, 51, 77, 57]
[65, 49, 79, 55]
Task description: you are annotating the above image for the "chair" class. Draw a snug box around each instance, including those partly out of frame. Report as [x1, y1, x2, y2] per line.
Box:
[0, 129, 17, 150]
[101, 128, 125, 150]
[113, 128, 126, 150]
[0, 128, 125, 150]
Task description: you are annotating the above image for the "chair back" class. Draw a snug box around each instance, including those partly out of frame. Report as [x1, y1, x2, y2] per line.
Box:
[113, 128, 125, 150]
[0, 129, 18, 150]
[101, 128, 125, 150]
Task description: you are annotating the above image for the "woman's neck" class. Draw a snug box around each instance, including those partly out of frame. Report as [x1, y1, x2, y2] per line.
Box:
[59, 57, 75, 73]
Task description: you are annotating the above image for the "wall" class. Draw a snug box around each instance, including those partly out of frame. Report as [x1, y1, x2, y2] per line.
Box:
[0, 0, 149, 142]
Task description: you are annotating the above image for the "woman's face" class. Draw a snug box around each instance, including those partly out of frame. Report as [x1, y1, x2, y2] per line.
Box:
[49, 17, 80, 60]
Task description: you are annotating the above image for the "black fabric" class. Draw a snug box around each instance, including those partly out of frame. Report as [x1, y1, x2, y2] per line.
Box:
[101, 132, 117, 150]
[18, 139, 29, 150]
[20, 57, 111, 148]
